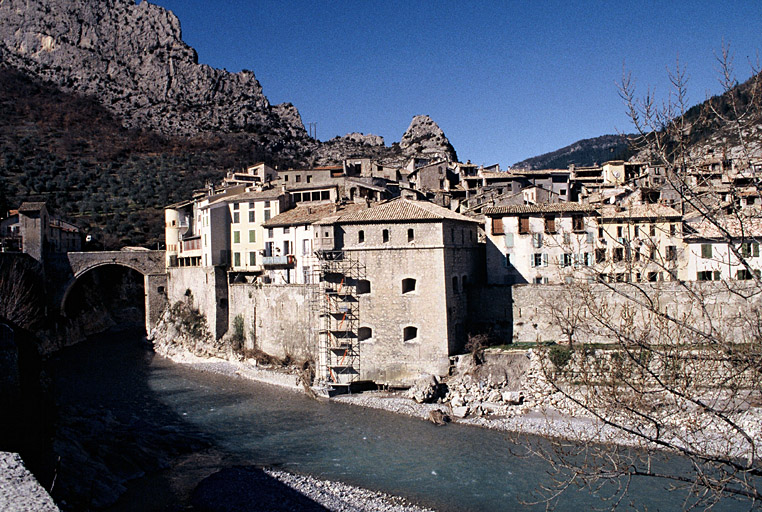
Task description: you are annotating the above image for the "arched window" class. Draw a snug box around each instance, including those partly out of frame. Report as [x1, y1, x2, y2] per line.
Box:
[403, 326, 418, 342]
[358, 327, 372, 342]
[402, 278, 416, 294]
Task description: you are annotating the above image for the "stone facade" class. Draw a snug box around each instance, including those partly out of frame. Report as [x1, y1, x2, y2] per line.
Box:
[228, 283, 314, 361]
[508, 281, 759, 344]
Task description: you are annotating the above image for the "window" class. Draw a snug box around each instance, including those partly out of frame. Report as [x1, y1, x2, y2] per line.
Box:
[544, 216, 556, 234]
[284, 227, 290, 234]
[408, 228, 414, 242]
[504, 233, 514, 248]
[670, 223, 677, 236]
[233, 211, 240, 223]
[563, 232, 571, 245]
[267, 228, 274, 238]
[264, 210, 271, 221]
[617, 226, 623, 238]
[249, 230, 256, 243]
[634, 225, 640, 238]
[598, 226, 604, 239]
[296, 175, 301, 183]
[302, 239, 311, 255]
[358, 327, 373, 342]
[382, 229, 389, 243]
[403, 326, 418, 342]
[736, 269, 755, 280]
[666, 245, 677, 261]
[647, 271, 659, 282]
[697, 270, 720, 281]
[492, 218, 505, 235]
[233, 252, 241, 267]
[357, 280, 371, 294]
[561, 253, 573, 267]
[740, 242, 760, 258]
[233, 202, 240, 210]
[701, 244, 713, 259]
[519, 217, 530, 234]
[306, 175, 312, 183]
[572, 216, 585, 232]
[249, 210, 255, 223]
[233, 231, 240, 244]
[531, 253, 547, 267]
[650, 224, 656, 237]
[249, 252, 256, 266]
[402, 278, 417, 294]
[613, 247, 624, 262]
[532, 233, 543, 248]
[358, 230, 365, 243]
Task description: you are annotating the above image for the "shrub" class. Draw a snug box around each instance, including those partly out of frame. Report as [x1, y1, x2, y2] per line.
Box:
[549, 345, 573, 369]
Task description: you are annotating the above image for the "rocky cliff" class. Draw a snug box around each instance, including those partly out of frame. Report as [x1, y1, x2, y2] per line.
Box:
[0, 0, 457, 165]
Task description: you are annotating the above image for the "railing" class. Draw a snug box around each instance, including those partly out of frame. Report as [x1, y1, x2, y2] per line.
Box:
[262, 255, 295, 266]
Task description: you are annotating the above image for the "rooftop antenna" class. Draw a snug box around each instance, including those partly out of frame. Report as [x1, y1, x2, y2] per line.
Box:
[306, 122, 317, 140]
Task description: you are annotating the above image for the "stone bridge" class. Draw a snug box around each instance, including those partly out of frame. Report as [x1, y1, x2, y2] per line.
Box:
[51, 250, 167, 332]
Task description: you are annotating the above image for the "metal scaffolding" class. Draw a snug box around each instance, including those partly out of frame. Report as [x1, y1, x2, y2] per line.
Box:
[311, 250, 365, 387]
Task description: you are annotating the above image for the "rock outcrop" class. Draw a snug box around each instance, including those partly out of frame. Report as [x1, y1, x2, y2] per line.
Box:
[0, 0, 459, 165]
[399, 115, 458, 162]
[0, 0, 313, 154]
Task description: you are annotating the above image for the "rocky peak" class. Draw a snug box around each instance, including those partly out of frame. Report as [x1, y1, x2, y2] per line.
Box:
[0, 0, 309, 144]
[399, 115, 458, 162]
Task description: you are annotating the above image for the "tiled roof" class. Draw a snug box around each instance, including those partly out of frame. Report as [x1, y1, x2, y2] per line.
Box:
[509, 168, 570, 175]
[263, 202, 369, 228]
[685, 213, 762, 239]
[480, 172, 514, 179]
[484, 203, 597, 215]
[600, 204, 682, 219]
[18, 202, 47, 212]
[333, 198, 481, 224]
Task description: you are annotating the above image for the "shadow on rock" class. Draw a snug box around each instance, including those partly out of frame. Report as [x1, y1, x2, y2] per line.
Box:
[191, 466, 327, 512]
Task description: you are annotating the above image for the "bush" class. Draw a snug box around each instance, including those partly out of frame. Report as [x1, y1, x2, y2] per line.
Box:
[232, 314, 245, 352]
[549, 345, 573, 369]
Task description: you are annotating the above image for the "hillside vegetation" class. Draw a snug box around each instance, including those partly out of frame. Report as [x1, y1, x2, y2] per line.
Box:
[0, 67, 293, 248]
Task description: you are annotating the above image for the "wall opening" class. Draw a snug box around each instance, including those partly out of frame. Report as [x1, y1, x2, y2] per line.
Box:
[401, 278, 416, 294]
[403, 326, 418, 342]
[382, 229, 389, 243]
[358, 327, 372, 341]
[357, 279, 371, 294]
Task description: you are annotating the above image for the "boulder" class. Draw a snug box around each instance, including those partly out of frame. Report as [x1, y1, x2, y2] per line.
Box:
[406, 374, 443, 404]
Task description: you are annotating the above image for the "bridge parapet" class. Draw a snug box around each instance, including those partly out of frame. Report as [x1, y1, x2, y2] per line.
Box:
[52, 250, 167, 333]
[66, 250, 165, 278]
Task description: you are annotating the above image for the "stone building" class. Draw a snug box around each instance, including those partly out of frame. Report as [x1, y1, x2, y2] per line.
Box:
[314, 198, 482, 386]
[483, 203, 598, 285]
[682, 214, 762, 281]
[596, 204, 684, 283]
[0, 202, 82, 261]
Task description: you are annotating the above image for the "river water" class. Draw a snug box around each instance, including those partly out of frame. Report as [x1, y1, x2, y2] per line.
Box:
[47, 332, 743, 511]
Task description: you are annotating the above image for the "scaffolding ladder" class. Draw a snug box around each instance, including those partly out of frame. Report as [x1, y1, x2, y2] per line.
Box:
[311, 250, 364, 387]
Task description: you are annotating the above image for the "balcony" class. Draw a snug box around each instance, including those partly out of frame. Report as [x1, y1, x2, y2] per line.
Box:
[262, 255, 295, 267]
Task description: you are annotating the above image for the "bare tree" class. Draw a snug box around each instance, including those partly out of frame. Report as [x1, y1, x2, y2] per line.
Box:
[532, 48, 762, 508]
[0, 256, 45, 330]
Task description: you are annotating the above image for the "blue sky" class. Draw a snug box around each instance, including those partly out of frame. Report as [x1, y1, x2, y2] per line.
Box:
[145, 1, 761, 167]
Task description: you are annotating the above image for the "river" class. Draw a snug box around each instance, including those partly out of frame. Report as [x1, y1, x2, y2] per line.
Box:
[46, 331, 743, 511]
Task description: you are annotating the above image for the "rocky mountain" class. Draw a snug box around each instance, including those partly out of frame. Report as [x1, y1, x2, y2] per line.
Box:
[513, 134, 633, 170]
[0, 0, 456, 166]
[398, 115, 458, 162]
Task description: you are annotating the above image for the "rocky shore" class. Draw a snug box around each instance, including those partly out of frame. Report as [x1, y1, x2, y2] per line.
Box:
[0, 452, 59, 512]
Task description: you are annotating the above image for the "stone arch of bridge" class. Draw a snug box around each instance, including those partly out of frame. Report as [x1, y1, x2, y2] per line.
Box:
[59, 260, 167, 333]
